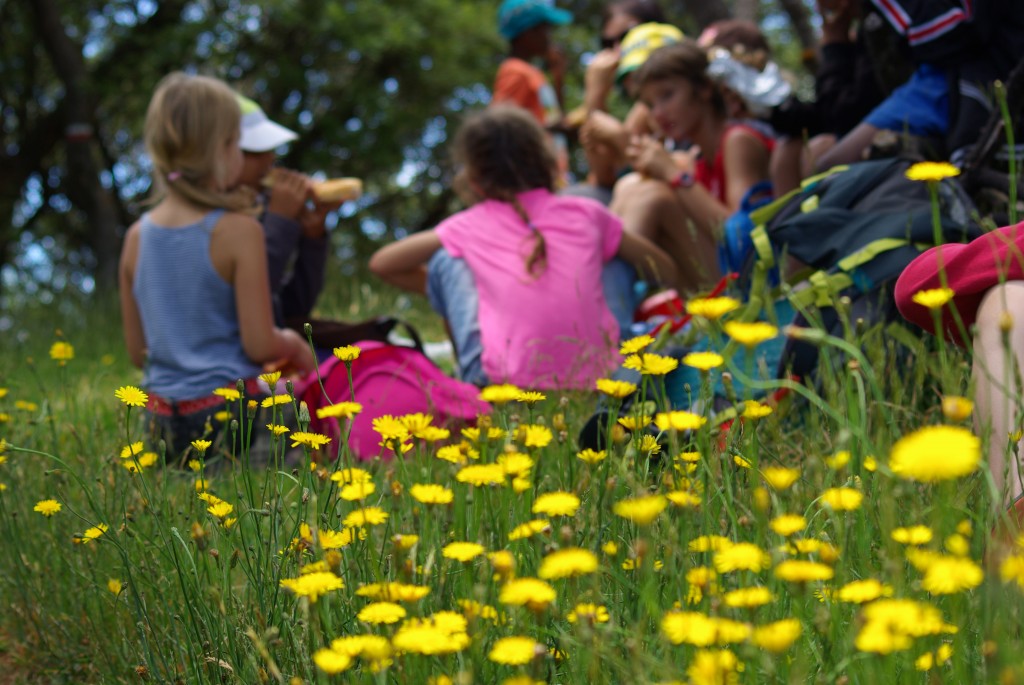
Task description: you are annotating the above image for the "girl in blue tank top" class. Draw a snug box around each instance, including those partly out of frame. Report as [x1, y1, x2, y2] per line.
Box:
[119, 72, 316, 460]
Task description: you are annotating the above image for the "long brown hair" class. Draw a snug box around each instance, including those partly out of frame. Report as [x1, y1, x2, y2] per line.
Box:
[453, 106, 557, 276]
[144, 72, 255, 213]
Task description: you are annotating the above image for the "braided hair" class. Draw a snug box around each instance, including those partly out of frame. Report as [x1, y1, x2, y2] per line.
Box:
[453, 106, 557, 277]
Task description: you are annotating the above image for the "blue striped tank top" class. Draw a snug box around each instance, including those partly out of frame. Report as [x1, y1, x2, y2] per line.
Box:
[133, 210, 262, 400]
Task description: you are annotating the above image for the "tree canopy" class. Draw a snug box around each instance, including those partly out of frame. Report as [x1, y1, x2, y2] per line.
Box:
[1, 0, 812, 306]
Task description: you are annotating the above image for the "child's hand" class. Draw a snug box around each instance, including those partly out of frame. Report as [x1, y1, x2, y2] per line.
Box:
[584, 49, 620, 99]
[266, 169, 311, 221]
[626, 135, 679, 184]
[299, 198, 343, 240]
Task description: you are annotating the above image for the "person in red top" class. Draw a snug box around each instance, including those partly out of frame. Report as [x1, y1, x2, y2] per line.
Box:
[608, 41, 773, 292]
[896, 220, 1024, 528]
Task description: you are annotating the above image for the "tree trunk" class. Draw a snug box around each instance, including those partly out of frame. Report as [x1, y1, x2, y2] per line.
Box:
[733, 0, 760, 23]
[676, 0, 732, 30]
[30, 0, 123, 289]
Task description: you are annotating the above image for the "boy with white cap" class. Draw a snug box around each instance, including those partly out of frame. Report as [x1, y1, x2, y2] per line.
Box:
[234, 95, 341, 328]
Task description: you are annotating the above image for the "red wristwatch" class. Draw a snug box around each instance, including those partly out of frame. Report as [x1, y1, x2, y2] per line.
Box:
[669, 170, 695, 189]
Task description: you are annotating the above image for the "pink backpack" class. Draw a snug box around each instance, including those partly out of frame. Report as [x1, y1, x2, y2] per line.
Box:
[298, 341, 490, 461]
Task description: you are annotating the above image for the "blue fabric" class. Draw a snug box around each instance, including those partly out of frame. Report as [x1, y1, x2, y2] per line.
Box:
[865, 64, 949, 136]
[134, 210, 262, 400]
[426, 249, 639, 386]
[498, 0, 572, 39]
[718, 180, 775, 277]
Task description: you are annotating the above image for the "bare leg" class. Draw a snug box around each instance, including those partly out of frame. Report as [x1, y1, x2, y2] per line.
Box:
[973, 282, 1024, 506]
[610, 173, 720, 293]
[814, 123, 880, 173]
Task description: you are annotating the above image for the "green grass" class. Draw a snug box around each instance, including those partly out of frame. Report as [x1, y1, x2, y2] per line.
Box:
[1, 279, 1024, 685]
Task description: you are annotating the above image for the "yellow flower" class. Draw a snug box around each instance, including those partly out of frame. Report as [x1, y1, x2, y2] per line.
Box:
[34, 499, 62, 517]
[620, 334, 655, 355]
[818, 487, 863, 511]
[890, 425, 980, 482]
[769, 514, 807, 536]
[623, 353, 679, 376]
[724, 321, 778, 347]
[280, 571, 344, 602]
[538, 548, 599, 579]
[941, 395, 973, 422]
[77, 523, 109, 544]
[14, 400, 38, 412]
[824, 450, 850, 469]
[356, 582, 430, 602]
[666, 490, 701, 508]
[488, 636, 540, 665]
[733, 454, 752, 468]
[891, 525, 934, 545]
[290, 432, 332, 449]
[442, 541, 486, 562]
[339, 481, 375, 501]
[410, 483, 454, 505]
[259, 371, 282, 387]
[265, 423, 290, 436]
[613, 494, 668, 526]
[915, 644, 954, 672]
[595, 378, 637, 398]
[911, 287, 955, 310]
[49, 341, 75, 364]
[489, 550, 516, 577]
[742, 400, 773, 419]
[320, 528, 358, 549]
[687, 649, 741, 684]
[661, 612, 750, 646]
[499, 577, 556, 609]
[508, 519, 551, 541]
[723, 586, 774, 608]
[713, 542, 770, 573]
[654, 410, 706, 432]
[761, 466, 799, 490]
[751, 618, 802, 653]
[342, 506, 389, 527]
[683, 351, 724, 371]
[455, 463, 506, 487]
[392, 625, 469, 655]
[920, 556, 983, 595]
[836, 579, 893, 604]
[212, 387, 240, 401]
[686, 296, 741, 320]
[999, 554, 1024, 589]
[479, 384, 523, 404]
[207, 501, 234, 519]
[519, 424, 553, 448]
[107, 578, 123, 596]
[689, 535, 734, 553]
[532, 491, 580, 517]
[114, 386, 148, 408]
[905, 161, 960, 182]
[330, 634, 393, 660]
[191, 439, 211, 454]
[260, 394, 291, 408]
[120, 441, 145, 459]
[568, 603, 610, 624]
[317, 402, 363, 419]
[330, 467, 372, 484]
[358, 601, 406, 624]
[313, 648, 353, 674]
[333, 345, 361, 362]
[577, 448, 607, 465]
[516, 391, 547, 404]
[774, 559, 834, 582]
[372, 415, 409, 442]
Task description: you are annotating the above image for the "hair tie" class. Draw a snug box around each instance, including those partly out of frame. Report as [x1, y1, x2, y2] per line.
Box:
[167, 171, 182, 182]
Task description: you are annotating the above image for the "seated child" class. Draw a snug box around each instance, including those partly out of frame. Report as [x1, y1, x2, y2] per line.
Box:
[369, 106, 676, 390]
[119, 73, 315, 458]
[609, 40, 774, 292]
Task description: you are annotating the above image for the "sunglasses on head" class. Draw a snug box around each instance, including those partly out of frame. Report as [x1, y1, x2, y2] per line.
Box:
[599, 29, 631, 50]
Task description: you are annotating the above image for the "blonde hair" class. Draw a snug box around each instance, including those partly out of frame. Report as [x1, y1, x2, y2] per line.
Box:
[144, 72, 255, 213]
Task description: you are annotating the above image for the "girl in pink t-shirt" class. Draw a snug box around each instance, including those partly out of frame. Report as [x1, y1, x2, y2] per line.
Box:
[370, 106, 676, 390]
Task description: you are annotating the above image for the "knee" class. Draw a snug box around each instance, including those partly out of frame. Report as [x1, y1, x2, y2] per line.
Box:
[976, 282, 1024, 340]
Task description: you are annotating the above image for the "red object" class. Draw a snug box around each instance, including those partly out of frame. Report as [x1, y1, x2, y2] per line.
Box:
[894, 220, 1024, 345]
[639, 273, 739, 335]
[147, 379, 264, 417]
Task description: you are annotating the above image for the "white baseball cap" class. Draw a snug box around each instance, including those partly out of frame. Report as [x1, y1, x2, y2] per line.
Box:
[236, 94, 298, 152]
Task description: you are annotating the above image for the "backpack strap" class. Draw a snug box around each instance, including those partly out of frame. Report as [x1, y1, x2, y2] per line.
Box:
[788, 238, 913, 309]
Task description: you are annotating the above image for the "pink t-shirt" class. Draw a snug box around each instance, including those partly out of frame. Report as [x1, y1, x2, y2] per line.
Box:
[435, 189, 623, 389]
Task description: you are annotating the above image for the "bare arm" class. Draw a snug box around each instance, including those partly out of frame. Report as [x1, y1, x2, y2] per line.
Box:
[118, 223, 146, 369]
[224, 215, 315, 372]
[616, 230, 679, 289]
[368, 230, 444, 295]
[721, 129, 772, 212]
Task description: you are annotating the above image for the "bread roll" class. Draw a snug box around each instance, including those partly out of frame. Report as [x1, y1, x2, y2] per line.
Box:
[312, 177, 363, 202]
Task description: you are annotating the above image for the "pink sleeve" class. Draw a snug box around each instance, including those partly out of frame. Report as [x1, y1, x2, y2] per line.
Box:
[600, 208, 624, 262]
[434, 215, 465, 259]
